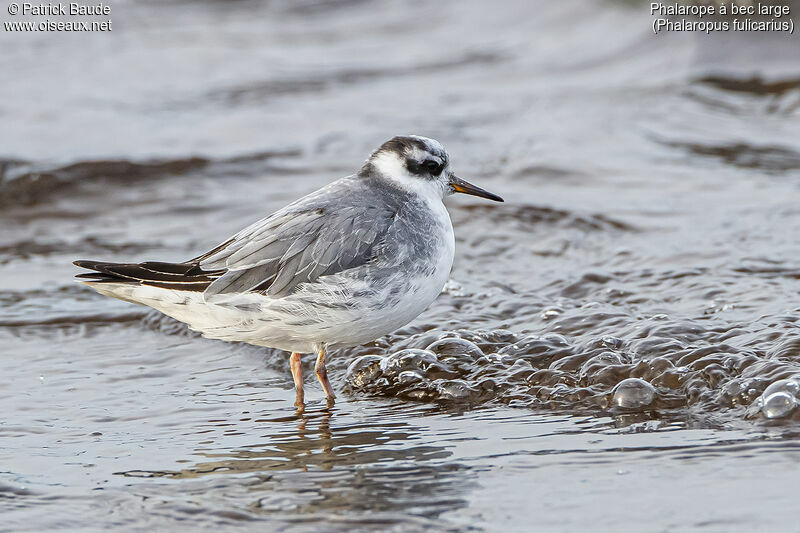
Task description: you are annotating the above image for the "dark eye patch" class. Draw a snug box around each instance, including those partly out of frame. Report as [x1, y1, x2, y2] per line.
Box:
[423, 160, 443, 174]
[407, 158, 443, 176]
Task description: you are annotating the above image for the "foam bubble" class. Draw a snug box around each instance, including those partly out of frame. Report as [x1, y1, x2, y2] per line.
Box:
[761, 391, 796, 419]
[762, 379, 800, 398]
[611, 378, 656, 409]
[435, 379, 477, 400]
[755, 379, 800, 419]
[345, 355, 383, 388]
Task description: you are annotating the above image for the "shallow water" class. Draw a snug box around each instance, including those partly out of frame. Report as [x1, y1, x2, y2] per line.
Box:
[3, 0, 800, 530]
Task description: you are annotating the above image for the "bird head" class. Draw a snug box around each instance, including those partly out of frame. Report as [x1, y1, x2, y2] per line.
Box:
[363, 135, 504, 203]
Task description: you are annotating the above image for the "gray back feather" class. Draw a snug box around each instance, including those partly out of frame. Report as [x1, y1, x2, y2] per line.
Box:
[200, 176, 403, 298]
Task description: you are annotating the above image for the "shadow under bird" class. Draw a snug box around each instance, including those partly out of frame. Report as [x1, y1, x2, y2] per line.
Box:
[74, 135, 503, 405]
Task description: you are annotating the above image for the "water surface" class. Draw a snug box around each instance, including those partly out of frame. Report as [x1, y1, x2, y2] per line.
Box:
[3, 1, 800, 530]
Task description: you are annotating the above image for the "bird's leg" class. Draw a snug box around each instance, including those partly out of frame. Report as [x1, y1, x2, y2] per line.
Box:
[314, 346, 336, 403]
[290, 352, 304, 407]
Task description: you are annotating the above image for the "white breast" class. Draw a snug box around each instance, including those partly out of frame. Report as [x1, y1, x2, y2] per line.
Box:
[361, 194, 455, 336]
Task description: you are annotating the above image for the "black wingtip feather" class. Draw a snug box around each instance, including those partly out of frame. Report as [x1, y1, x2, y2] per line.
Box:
[74, 259, 106, 270]
[73, 259, 220, 291]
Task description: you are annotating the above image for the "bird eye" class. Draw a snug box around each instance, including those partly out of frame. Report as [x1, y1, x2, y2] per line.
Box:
[422, 160, 442, 174]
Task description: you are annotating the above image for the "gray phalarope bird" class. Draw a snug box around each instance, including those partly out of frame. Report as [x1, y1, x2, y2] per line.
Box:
[74, 136, 503, 405]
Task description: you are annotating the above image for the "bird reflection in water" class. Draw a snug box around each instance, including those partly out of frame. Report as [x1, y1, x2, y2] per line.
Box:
[289, 400, 334, 471]
[114, 400, 471, 523]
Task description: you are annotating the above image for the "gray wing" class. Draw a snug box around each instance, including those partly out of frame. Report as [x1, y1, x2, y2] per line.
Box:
[198, 192, 396, 298]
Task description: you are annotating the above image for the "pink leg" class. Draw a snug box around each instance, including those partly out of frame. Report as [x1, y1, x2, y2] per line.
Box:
[290, 352, 304, 406]
[315, 346, 336, 403]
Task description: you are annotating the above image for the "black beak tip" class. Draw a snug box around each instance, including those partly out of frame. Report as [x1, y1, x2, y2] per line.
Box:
[450, 176, 504, 203]
[477, 190, 504, 202]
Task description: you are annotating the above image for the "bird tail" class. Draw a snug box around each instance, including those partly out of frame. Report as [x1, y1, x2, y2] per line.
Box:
[73, 260, 219, 291]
